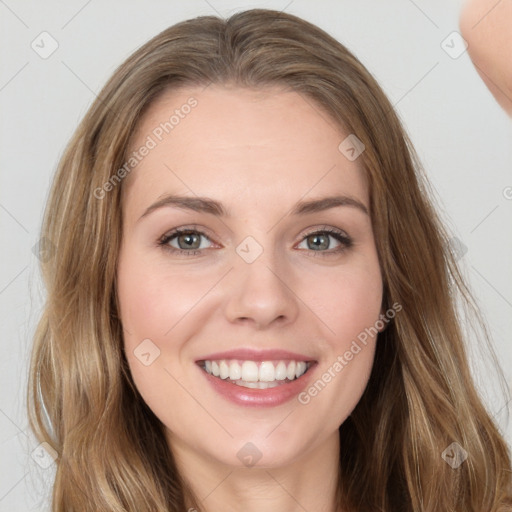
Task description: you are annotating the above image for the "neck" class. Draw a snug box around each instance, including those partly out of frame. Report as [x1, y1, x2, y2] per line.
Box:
[170, 430, 342, 512]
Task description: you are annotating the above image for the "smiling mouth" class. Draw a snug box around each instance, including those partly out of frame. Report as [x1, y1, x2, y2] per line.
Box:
[198, 359, 315, 389]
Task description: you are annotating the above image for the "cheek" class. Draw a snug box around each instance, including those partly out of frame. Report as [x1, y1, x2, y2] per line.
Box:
[116, 251, 198, 415]
[306, 258, 383, 345]
[329, 279, 382, 344]
[117, 252, 209, 341]
[296, 260, 382, 414]
[116, 249, 204, 392]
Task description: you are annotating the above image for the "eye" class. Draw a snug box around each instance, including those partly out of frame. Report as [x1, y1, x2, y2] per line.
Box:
[158, 226, 353, 257]
[158, 227, 214, 256]
[296, 227, 352, 256]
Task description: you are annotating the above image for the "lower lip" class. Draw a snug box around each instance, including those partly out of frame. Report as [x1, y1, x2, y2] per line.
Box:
[198, 364, 317, 407]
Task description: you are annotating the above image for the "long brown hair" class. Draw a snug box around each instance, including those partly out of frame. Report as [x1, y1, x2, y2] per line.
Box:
[27, 8, 512, 511]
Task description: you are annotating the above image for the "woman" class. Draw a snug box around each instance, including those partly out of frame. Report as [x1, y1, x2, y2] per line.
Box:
[27, 8, 512, 512]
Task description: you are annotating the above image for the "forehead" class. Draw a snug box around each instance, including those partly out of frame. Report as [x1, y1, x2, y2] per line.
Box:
[123, 84, 368, 216]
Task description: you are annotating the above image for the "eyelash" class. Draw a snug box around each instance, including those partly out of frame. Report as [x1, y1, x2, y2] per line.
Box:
[157, 225, 353, 258]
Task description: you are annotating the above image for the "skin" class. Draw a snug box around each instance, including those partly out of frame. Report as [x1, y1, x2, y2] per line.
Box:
[117, 84, 384, 512]
[459, 0, 512, 116]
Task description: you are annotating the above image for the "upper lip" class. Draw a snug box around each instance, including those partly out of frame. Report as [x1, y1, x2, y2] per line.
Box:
[195, 348, 316, 363]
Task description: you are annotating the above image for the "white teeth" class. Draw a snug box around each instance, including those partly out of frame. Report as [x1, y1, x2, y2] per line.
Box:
[201, 359, 311, 383]
[296, 361, 307, 378]
[286, 361, 296, 380]
[258, 381, 278, 389]
[259, 361, 275, 382]
[241, 361, 259, 382]
[236, 381, 259, 388]
[275, 361, 287, 380]
[229, 361, 242, 380]
[219, 360, 230, 379]
[235, 380, 281, 389]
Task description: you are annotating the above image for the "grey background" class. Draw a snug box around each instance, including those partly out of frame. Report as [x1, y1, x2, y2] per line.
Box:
[1, 0, 511, 510]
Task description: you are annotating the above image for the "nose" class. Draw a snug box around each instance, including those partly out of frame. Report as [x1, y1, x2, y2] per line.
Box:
[223, 246, 300, 329]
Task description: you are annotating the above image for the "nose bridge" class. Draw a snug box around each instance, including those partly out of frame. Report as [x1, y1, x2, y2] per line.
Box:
[224, 232, 299, 327]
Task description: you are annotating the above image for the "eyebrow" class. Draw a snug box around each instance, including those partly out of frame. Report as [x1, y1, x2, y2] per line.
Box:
[138, 193, 369, 221]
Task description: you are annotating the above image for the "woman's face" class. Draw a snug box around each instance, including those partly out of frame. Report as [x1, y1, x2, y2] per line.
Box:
[117, 84, 383, 469]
